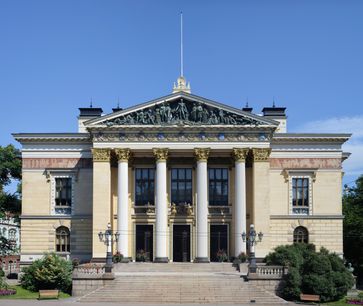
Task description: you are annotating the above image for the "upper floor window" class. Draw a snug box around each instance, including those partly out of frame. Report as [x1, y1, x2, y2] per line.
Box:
[135, 168, 155, 206]
[292, 177, 309, 215]
[209, 168, 228, 206]
[55, 178, 72, 207]
[171, 168, 192, 205]
[56, 226, 70, 252]
[293, 226, 309, 243]
[8, 229, 16, 241]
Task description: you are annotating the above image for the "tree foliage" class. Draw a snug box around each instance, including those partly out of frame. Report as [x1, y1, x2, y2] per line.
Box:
[20, 253, 72, 293]
[0, 145, 21, 218]
[343, 175, 363, 286]
[0, 145, 21, 187]
[265, 244, 354, 302]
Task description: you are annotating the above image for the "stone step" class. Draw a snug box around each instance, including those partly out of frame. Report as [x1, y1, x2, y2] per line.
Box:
[78, 264, 287, 304]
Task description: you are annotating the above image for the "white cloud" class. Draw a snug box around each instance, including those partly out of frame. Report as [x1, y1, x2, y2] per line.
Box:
[293, 116, 363, 178]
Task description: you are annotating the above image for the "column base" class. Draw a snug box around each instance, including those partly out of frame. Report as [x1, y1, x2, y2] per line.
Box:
[154, 257, 169, 263]
[194, 257, 210, 263]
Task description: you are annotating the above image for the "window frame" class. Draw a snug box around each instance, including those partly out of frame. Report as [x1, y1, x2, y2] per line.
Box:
[55, 226, 70, 253]
[293, 226, 309, 244]
[208, 167, 229, 206]
[170, 168, 193, 205]
[134, 168, 155, 206]
[288, 173, 314, 216]
[50, 173, 75, 216]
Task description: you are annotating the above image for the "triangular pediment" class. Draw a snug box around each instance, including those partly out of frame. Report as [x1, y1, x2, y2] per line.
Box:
[85, 92, 278, 127]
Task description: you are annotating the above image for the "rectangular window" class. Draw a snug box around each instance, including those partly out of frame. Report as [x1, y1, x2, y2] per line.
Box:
[171, 168, 192, 205]
[209, 168, 228, 206]
[55, 178, 72, 207]
[135, 168, 155, 206]
[292, 177, 309, 214]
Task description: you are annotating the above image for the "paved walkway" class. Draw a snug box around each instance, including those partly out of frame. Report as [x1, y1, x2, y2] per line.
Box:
[0, 299, 297, 306]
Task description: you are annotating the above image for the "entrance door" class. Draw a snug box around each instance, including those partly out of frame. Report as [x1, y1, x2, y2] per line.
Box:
[173, 225, 190, 262]
[135, 225, 153, 261]
[210, 224, 228, 262]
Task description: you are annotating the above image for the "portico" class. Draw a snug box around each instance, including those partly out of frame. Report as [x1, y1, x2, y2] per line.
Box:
[91, 144, 271, 262]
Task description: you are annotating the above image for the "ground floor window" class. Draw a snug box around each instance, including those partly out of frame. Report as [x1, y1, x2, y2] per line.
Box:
[56, 226, 70, 252]
[293, 226, 309, 243]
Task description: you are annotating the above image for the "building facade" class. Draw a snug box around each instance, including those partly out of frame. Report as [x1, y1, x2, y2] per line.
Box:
[14, 79, 350, 264]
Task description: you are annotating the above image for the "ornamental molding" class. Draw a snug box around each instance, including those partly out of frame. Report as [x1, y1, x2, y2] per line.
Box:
[232, 148, 250, 162]
[114, 148, 131, 162]
[91, 132, 271, 143]
[194, 148, 210, 161]
[153, 148, 169, 161]
[92, 148, 111, 162]
[252, 148, 271, 162]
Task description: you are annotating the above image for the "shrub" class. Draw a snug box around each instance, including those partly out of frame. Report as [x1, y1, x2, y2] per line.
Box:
[0, 289, 16, 296]
[237, 252, 247, 263]
[265, 244, 354, 302]
[216, 249, 228, 262]
[20, 253, 72, 293]
[112, 252, 123, 263]
[136, 249, 148, 262]
[72, 258, 80, 269]
[0, 277, 9, 290]
[0, 268, 4, 278]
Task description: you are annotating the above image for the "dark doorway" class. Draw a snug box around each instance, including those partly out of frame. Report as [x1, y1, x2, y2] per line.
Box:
[136, 225, 153, 261]
[173, 225, 190, 262]
[210, 224, 228, 262]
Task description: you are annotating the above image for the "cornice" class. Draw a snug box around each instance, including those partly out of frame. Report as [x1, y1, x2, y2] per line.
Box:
[13, 133, 91, 143]
[272, 133, 351, 144]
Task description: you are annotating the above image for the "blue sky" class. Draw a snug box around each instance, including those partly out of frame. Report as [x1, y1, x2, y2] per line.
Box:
[1, 0, 362, 189]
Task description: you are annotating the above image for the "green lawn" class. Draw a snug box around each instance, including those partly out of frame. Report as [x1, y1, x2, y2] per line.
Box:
[0, 286, 70, 299]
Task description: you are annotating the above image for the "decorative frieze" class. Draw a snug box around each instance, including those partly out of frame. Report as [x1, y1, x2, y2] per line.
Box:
[153, 148, 169, 161]
[232, 148, 249, 162]
[22, 158, 92, 169]
[92, 132, 271, 143]
[252, 148, 271, 162]
[114, 148, 131, 162]
[194, 148, 210, 162]
[270, 158, 341, 169]
[92, 148, 111, 162]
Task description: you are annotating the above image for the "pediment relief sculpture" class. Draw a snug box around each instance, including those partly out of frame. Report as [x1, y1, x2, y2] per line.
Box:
[104, 99, 261, 126]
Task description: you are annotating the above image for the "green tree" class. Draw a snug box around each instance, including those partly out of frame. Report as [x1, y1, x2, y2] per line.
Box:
[265, 244, 353, 302]
[20, 253, 72, 293]
[0, 145, 21, 218]
[343, 175, 363, 286]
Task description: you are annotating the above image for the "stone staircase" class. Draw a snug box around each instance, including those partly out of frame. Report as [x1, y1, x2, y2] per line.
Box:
[78, 263, 288, 304]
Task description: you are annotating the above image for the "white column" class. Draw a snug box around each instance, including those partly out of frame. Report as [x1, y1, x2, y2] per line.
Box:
[153, 148, 169, 262]
[194, 148, 210, 262]
[115, 149, 131, 258]
[233, 148, 249, 257]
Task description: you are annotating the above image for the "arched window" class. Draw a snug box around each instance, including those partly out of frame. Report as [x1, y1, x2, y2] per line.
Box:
[56, 226, 70, 252]
[293, 226, 309, 243]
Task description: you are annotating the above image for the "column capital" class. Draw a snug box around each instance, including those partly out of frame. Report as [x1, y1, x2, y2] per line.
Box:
[194, 148, 210, 162]
[92, 148, 111, 162]
[232, 148, 249, 162]
[252, 148, 271, 162]
[153, 148, 169, 161]
[114, 148, 131, 162]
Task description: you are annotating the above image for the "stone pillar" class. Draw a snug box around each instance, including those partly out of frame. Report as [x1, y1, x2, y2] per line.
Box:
[92, 148, 111, 259]
[252, 148, 271, 258]
[153, 148, 169, 263]
[233, 148, 249, 257]
[194, 148, 210, 262]
[114, 148, 131, 258]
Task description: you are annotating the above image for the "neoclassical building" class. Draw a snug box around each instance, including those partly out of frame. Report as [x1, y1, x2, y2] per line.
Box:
[14, 78, 350, 264]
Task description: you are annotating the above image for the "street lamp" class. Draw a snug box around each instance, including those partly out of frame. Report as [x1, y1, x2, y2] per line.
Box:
[98, 223, 119, 273]
[241, 224, 263, 273]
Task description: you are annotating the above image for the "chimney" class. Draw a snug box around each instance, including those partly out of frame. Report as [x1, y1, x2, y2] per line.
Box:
[262, 106, 287, 133]
[78, 107, 103, 132]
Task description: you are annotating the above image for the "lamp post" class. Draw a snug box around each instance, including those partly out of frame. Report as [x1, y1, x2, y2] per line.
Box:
[98, 223, 120, 273]
[241, 224, 263, 273]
